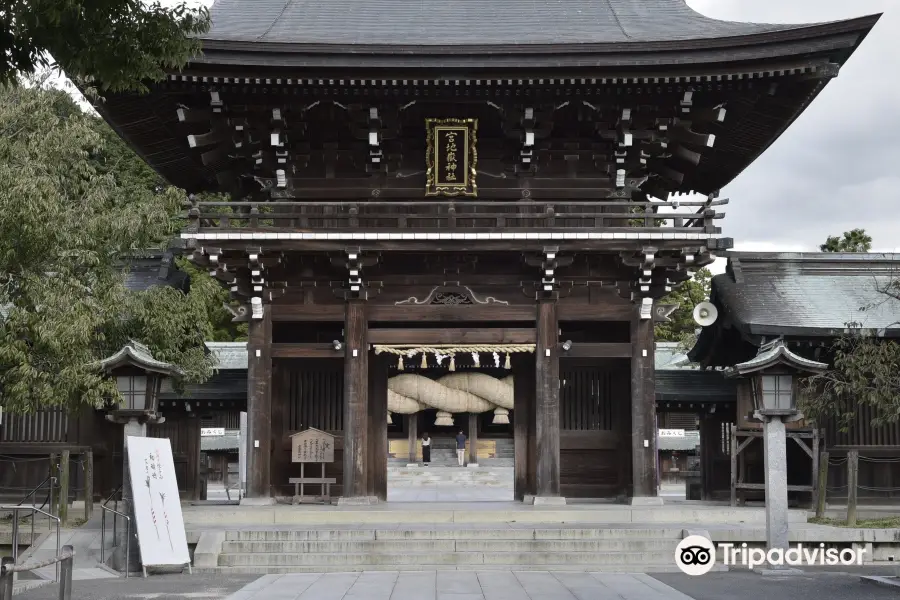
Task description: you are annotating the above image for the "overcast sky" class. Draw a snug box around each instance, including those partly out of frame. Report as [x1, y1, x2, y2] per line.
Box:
[688, 0, 898, 272]
[150, 1, 897, 274]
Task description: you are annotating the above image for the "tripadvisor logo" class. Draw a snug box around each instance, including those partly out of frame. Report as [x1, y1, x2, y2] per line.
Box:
[675, 535, 867, 575]
[675, 536, 716, 576]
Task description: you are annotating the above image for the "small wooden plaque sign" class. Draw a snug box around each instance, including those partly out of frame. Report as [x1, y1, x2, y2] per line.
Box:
[290, 427, 335, 463]
[425, 118, 477, 197]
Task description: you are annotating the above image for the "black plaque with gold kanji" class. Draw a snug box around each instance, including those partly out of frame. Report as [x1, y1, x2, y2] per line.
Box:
[425, 118, 477, 197]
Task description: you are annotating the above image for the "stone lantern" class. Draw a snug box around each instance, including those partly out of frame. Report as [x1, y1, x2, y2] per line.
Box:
[98, 341, 180, 572]
[728, 339, 826, 559]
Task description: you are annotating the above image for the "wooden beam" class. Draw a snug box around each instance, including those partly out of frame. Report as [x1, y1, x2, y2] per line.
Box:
[369, 305, 536, 322]
[369, 328, 536, 345]
[560, 343, 632, 358]
[272, 343, 341, 358]
[535, 301, 561, 497]
[558, 305, 634, 321]
[271, 305, 344, 322]
[342, 300, 369, 499]
[246, 306, 273, 499]
[630, 309, 658, 499]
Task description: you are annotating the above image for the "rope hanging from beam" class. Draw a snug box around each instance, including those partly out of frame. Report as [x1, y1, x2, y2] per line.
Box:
[373, 344, 535, 372]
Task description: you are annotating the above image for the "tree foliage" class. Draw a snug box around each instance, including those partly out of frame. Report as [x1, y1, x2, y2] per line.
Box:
[0, 80, 225, 413]
[820, 228, 872, 253]
[655, 268, 712, 345]
[800, 280, 900, 430]
[2, 0, 209, 92]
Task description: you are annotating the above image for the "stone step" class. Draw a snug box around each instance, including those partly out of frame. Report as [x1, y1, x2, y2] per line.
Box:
[225, 528, 685, 542]
[196, 563, 726, 574]
[218, 550, 679, 567]
[220, 539, 677, 554]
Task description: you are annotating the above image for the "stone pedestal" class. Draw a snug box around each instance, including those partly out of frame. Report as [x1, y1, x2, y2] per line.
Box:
[763, 416, 789, 552]
[113, 418, 145, 573]
[629, 496, 664, 506]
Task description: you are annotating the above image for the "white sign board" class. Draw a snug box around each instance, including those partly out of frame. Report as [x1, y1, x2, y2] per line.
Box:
[659, 429, 686, 438]
[200, 427, 225, 437]
[126, 436, 190, 568]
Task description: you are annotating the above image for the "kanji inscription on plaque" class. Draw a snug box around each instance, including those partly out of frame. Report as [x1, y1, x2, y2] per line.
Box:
[290, 427, 335, 463]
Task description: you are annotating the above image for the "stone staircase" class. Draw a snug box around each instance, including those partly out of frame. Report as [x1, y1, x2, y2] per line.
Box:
[208, 526, 697, 573]
[387, 466, 513, 488]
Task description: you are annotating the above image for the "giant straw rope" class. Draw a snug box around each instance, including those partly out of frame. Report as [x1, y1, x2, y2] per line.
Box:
[387, 372, 513, 416]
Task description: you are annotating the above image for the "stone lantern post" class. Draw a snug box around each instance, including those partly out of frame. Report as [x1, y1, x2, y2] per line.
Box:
[727, 339, 826, 557]
[98, 341, 180, 573]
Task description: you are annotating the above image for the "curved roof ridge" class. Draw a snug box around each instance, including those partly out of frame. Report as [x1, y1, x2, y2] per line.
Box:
[200, 0, 871, 47]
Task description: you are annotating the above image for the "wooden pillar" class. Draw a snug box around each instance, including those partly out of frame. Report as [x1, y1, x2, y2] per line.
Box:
[368, 354, 388, 500]
[83, 450, 94, 522]
[270, 362, 290, 500]
[513, 355, 534, 500]
[535, 301, 560, 497]
[468, 413, 479, 466]
[630, 309, 658, 498]
[407, 414, 418, 464]
[59, 450, 70, 525]
[343, 300, 369, 499]
[246, 305, 273, 499]
[699, 414, 714, 501]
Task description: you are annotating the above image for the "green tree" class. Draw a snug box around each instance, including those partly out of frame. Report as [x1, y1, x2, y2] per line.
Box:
[655, 268, 712, 345]
[2, 0, 209, 92]
[820, 228, 872, 253]
[800, 280, 900, 431]
[0, 81, 221, 413]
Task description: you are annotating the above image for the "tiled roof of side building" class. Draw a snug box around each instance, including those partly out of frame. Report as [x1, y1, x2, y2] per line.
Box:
[711, 252, 900, 338]
[203, 0, 873, 48]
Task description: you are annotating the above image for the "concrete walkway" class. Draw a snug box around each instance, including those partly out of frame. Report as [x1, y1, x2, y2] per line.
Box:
[224, 572, 697, 600]
[24, 528, 118, 582]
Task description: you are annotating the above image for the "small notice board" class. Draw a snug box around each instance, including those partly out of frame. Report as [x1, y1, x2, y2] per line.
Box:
[126, 436, 190, 573]
[289, 428, 336, 504]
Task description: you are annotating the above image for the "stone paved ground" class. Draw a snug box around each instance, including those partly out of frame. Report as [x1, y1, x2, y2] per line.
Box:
[13, 567, 900, 600]
[224, 572, 695, 600]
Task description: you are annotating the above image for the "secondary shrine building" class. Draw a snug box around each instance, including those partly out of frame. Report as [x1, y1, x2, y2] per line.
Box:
[97, 1, 877, 503]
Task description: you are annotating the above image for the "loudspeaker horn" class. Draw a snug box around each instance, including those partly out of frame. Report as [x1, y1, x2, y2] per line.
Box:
[693, 301, 718, 327]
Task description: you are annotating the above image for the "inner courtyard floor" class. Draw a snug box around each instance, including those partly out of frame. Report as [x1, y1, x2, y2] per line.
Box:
[386, 466, 514, 502]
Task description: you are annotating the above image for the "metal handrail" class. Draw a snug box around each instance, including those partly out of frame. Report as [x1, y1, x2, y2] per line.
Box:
[0, 505, 61, 582]
[0, 545, 74, 600]
[100, 505, 130, 578]
[15, 475, 55, 512]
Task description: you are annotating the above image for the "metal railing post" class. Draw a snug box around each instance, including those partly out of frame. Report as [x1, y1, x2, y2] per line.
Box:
[100, 509, 106, 565]
[0, 557, 13, 600]
[58, 546, 73, 600]
[125, 517, 131, 579]
[10, 516, 17, 566]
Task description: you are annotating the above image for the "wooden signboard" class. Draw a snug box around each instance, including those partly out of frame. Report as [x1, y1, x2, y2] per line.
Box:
[291, 427, 335, 463]
[425, 118, 477, 197]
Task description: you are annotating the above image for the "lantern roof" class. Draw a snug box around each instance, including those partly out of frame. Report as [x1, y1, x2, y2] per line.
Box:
[97, 340, 182, 376]
[727, 339, 827, 377]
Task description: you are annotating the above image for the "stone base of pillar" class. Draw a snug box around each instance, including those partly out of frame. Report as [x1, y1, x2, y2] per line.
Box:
[466, 463, 480, 468]
[405, 463, 420, 468]
[629, 496, 664, 506]
[337, 496, 380, 506]
[533, 496, 567, 506]
[239, 497, 276, 506]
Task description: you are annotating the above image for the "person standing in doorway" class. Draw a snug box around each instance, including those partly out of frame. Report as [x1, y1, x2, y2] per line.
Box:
[422, 432, 431, 466]
[456, 429, 467, 467]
